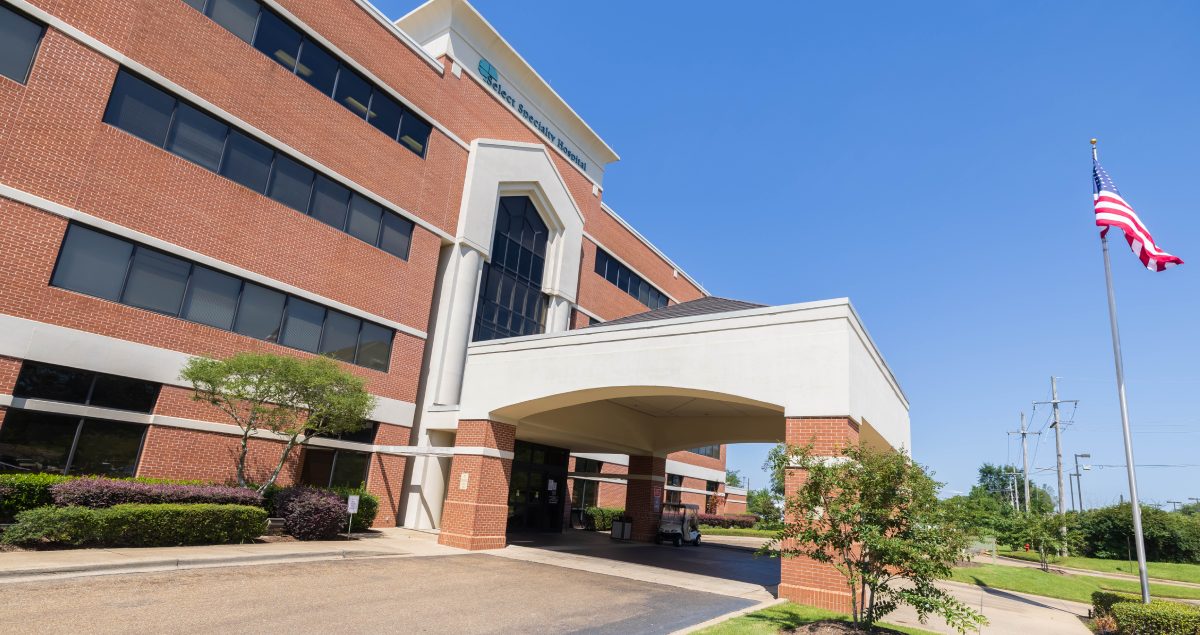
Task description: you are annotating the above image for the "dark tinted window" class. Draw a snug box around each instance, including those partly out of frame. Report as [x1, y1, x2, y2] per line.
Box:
[89, 374, 161, 412]
[0, 410, 78, 475]
[355, 322, 392, 371]
[473, 197, 548, 341]
[182, 0, 206, 10]
[338, 422, 377, 444]
[267, 155, 315, 212]
[14, 363, 91, 404]
[379, 213, 413, 259]
[166, 103, 228, 172]
[309, 176, 351, 230]
[333, 68, 371, 119]
[367, 89, 402, 138]
[14, 361, 159, 413]
[0, 4, 45, 84]
[52, 224, 133, 301]
[121, 248, 191, 315]
[182, 265, 241, 330]
[205, 0, 259, 44]
[253, 10, 301, 71]
[300, 448, 335, 486]
[233, 282, 285, 342]
[103, 71, 175, 147]
[346, 196, 383, 245]
[66, 420, 146, 477]
[295, 39, 338, 95]
[279, 297, 325, 353]
[320, 310, 360, 362]
[220, 131, 274, 192]
[330, 451, 369, 488]
[592, 247, 668, 310]
[398, 114, 432, 157]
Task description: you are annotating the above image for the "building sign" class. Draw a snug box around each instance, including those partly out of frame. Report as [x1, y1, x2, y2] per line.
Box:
[477, 58, 589, 174]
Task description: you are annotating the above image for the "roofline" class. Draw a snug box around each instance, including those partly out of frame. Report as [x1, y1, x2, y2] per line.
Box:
[599, 203, 708, 297]
[395, 0, 620, 165]
[350, 0, 446, 72]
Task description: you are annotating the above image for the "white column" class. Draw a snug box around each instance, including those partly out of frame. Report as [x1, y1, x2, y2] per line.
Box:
[545, 294, 571, 334]
[432, 243, 484, 407]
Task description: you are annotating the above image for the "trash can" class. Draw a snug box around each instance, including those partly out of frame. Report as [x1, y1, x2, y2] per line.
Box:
[610, 515, 632, 541]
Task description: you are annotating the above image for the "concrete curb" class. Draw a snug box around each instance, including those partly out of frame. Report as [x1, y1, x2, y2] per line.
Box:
[670, 597, 788, 634]
[0, 549, 402, 582]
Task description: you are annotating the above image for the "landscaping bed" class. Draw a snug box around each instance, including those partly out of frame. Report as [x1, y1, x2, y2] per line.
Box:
[694, 602, 937, 635]
[0, 473, 379, 549]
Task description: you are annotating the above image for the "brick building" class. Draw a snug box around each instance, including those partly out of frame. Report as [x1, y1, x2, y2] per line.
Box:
[0, 0, 909, 609]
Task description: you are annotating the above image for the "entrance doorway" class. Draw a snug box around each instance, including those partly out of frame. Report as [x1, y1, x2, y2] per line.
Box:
[507, 440, 567, 533]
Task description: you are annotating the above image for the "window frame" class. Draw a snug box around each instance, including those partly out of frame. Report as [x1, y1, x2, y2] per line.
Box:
[102, 68, 415, 260]
[0, 4, 47, 85]
[593, 247, 668, 310]
[50, 223, 394, 371]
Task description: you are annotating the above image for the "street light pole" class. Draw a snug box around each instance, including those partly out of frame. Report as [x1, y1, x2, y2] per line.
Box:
[1074, 453, 1091, 512]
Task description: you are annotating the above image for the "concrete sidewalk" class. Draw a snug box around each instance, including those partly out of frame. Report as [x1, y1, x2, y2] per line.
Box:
[0, 528, 462, 582]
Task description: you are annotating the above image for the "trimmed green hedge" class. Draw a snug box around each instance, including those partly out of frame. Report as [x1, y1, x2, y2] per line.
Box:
[1, 504, 267, 548]
[1092, 590, 1143, 616]
[0, 473, 73, 522]
[585, 507, 624, 531]
[1111, 599, 1200, 634]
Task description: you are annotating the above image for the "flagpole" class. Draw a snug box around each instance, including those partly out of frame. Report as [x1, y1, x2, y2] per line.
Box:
[1093, 138, 1151, 603]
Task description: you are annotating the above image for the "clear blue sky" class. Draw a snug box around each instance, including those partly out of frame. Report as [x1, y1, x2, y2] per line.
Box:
[379, 1, 1200, 507]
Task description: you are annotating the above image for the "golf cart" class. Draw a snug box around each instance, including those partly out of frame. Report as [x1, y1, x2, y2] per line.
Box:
[656, 502, 701, 547]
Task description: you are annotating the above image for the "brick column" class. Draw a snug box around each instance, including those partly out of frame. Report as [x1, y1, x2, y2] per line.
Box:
[437, 419, 515, 550]
[624, 455, 666, 542]
[779, 417, 861, 612]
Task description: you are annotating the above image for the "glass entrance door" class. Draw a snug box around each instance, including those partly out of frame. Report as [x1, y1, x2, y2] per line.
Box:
[507, 440, 567, 533]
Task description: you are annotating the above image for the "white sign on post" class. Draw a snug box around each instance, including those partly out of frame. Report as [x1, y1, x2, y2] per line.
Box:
[347, 495, 360, 514]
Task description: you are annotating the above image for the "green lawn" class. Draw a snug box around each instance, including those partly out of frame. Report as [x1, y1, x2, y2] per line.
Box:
[699, 526, 776, 538]
[949, 563, 1200, 604]
[998, 550, 1200, 585]
[695, 601, 939, 635]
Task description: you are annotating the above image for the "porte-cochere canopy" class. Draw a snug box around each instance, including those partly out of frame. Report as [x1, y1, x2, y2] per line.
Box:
[458, 298, 910, 456]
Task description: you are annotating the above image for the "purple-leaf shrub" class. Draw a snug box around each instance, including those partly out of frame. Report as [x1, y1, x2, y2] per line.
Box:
[277, 487, 345, 540]
[51, 478, 262, 508]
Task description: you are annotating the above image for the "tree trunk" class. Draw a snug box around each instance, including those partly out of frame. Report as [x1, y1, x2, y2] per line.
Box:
[236, 427, 252, 488]
[258, 434, 302, 494]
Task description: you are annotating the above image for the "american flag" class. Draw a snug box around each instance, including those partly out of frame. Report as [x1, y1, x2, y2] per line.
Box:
[1093, 159, 1183, 272]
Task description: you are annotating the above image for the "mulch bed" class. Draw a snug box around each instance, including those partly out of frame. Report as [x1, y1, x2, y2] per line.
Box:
[788, 621, 914, 634]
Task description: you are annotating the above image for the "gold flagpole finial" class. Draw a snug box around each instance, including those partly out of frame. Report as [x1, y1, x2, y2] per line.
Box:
[1091, 138, 1098, 146]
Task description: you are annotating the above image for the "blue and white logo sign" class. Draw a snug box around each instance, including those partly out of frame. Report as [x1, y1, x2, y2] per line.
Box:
[477, 58, 498, 83]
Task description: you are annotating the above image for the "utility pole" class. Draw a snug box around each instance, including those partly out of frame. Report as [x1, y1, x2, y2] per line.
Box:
[1074, 453, 1091, 512]
[1035, 376, 1078, 555]
[1007, 411, 1038, 513]
[1167, 501, 1183, 511]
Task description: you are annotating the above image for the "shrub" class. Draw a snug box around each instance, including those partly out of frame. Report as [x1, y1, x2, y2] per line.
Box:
[1, 506, 106, 546]
[0, 473, 73, 522]
[1, 504, 266, 547]
[329, 486, 379, 532]
[585, 507, 624, 531]
[104, 504, 266, 547]
[1092, 590, 1143, 617]
[1110, 599, 1200, 634]
[277, 487, 345, 540]
[697, 513, 757, 529]
[51, 478, 262, 509]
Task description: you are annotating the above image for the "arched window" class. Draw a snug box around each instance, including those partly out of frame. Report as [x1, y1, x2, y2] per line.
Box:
[472, 196, 549, 341]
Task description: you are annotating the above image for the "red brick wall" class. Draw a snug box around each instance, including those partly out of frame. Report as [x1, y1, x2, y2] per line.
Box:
[136, 424, 303, 485]
[779, 417, 861, 611]
[367, 423, 411, 527]
[438, 420, 515, 549]
[624, 455, 666, 542]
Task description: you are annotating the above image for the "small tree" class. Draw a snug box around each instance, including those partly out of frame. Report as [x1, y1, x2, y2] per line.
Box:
[1000, 512, 1064, 571]
[180, 352, 376, 493]
[747, 487, 782, 526]
[725, 469, 744, 488]
[764, 443, 987, 633]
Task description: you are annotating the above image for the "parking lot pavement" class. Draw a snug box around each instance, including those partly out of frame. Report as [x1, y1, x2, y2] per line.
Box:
[0, 554, 757, 635]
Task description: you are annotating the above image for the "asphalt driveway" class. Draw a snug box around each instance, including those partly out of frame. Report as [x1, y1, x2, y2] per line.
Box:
[0, 554, 756, 634]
